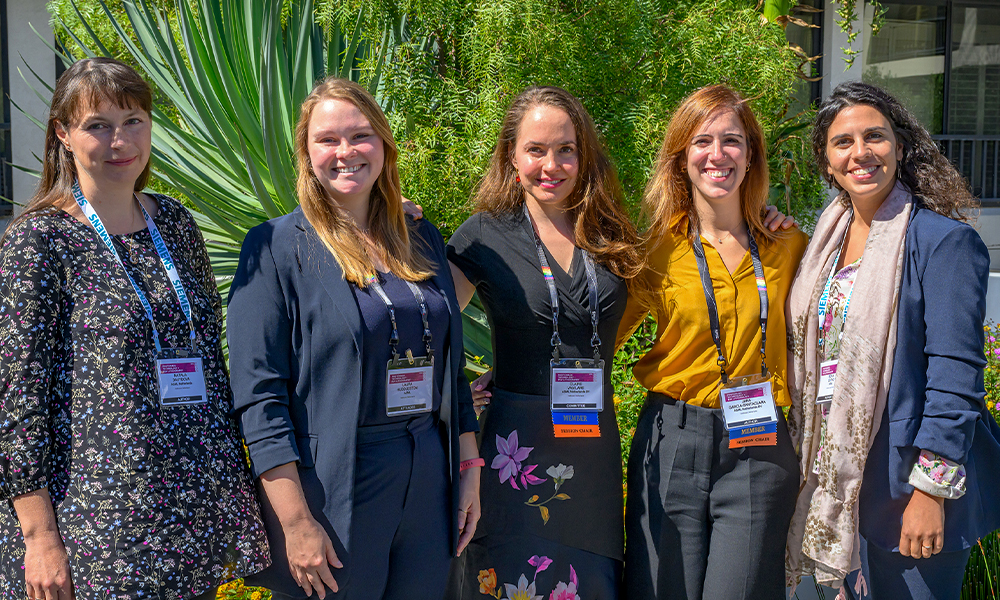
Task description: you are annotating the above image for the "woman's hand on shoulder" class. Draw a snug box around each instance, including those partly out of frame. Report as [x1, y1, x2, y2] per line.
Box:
[763, 205, 796, 231]
[23, 530, 74, 600]
[283, 514, 343, 599]
[402, 196, 423, 220]
[471, 370, 493, 417]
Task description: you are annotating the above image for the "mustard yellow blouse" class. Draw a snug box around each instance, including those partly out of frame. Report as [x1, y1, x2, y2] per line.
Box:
[616, 222, 809, 409]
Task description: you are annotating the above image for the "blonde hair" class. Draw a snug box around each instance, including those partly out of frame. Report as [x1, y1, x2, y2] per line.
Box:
[294, 77, 434, 286]
[643, 85, 777, 246]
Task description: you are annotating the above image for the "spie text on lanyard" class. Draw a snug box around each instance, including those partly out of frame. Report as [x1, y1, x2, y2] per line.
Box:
[815, 242, 855, 406]
[692, 228, 778, 449]
[72, 182, 207, 407]
[524, 205, 604, 439]
[366, 274, 436, 417]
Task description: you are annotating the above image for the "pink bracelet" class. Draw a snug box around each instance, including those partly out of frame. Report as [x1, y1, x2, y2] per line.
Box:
[460, 458, 485, 471]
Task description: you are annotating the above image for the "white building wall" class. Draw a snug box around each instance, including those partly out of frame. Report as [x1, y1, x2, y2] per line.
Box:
[6, 0, 56, 210]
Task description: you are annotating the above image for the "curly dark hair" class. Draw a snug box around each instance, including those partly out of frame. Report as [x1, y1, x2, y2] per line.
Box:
[812, 81, 977, 222]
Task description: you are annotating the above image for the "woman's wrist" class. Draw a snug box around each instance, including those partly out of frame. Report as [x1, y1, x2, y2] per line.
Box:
[460, 458, 485, 472]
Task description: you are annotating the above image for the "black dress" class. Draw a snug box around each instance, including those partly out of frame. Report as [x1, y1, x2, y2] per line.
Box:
[446, 210, 627, 600]
[0, 200, 270, 599]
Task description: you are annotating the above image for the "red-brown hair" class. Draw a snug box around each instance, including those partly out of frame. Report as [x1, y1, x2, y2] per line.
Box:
[643, 85, 776, 245]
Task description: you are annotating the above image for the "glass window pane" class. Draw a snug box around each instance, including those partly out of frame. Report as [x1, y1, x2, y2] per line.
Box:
[949, 4, 1000, 135]
[863, 3, 947, 134]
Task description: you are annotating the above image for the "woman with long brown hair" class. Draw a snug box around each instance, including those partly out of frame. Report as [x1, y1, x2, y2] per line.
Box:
[227, 77, 481, 600]
[0, 57, 269, 599]
[785, 82, 1000, 600]
[616, 84, 808, 599]
[443, 86, 643, 599]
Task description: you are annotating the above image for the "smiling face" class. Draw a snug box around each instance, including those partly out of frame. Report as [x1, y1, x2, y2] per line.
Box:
[685, 109, 749, 210]
[307, 98, 385, 208]
[825, 104, 902, 205]
[55, 99, 151, 191]
[511, 104, 580, 210]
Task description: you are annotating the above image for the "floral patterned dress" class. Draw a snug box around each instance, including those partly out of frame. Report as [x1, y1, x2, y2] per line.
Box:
[0, 199, 270, 599]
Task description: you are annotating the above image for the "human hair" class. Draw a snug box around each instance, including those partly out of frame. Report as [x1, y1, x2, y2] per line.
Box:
[643, 84, 776, 245]
[473, 86, 645, 282]
[812, 81, 976, 222]
[9, 57, 152, 232]
[294, 77, 434, 286]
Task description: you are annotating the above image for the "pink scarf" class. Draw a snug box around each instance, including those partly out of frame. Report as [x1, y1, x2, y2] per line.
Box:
[785, 182, 913, 590]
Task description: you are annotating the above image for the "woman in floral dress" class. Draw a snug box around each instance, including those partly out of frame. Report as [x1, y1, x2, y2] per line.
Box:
[0, 57, 269, 600]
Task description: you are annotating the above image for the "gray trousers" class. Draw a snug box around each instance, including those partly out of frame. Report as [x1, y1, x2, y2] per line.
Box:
[624, 394, 799, 600]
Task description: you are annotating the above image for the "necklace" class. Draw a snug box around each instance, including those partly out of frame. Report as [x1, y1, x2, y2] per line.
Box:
[706, 222, 745, 244]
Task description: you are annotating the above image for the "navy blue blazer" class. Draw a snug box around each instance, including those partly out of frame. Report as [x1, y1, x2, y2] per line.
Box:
[859, 205, 1000, 553]
[226, 208, 477, 594]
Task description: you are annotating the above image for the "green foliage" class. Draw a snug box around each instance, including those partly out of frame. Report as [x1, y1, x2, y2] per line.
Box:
[613, 314, 657, 496]
[357, 0, 827, 234]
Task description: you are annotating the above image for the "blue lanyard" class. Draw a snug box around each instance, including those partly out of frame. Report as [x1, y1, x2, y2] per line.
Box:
[817, 247, 855, 347]
[72, 182, 196, 353]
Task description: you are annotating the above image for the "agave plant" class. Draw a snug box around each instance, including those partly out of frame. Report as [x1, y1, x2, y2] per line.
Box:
[33, 0, 495, 370]
[49, 0, 397, 303]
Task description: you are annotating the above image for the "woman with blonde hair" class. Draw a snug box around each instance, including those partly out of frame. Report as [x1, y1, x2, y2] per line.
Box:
[617, 84, 808, 599]
[0, 57, 269, 599]
[227, 77, 481, 600]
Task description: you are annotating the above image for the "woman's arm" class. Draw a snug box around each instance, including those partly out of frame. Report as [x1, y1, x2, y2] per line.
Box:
[0, 224, 75, 599]
[456, 432, 481, 555]
[259, 463, 342, 598]
[12, 490, 75, 600]
[899, 223, 990, 559]
[450, 261, 476, 311]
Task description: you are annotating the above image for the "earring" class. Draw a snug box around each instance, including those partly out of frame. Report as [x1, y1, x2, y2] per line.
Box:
[516, 175, 521, 183]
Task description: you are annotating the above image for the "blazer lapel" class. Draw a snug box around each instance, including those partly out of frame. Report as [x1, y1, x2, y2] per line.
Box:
[293, 212, 363, 353]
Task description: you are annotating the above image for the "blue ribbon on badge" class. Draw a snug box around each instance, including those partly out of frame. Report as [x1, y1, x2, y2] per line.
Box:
[551, 411, 599, 425]
[728, 420, 778, 441]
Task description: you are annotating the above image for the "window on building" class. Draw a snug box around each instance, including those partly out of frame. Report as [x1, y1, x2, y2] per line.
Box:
[787, 0, 824, 112]
[862, 0, 1000, 202]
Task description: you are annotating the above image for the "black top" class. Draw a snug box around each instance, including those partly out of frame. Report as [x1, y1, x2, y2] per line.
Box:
[448, 210, 628, 392]
[0, 199, 269, 598]
[351, 271, 450, 426]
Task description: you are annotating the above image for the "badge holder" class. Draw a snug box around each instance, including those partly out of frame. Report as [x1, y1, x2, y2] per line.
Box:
[368, 275, 437, 418]
[156, 346, 208, 407]
[550, 357, 604, 438]
[719, 373, 778, 448]
[386, 349, 434, 417]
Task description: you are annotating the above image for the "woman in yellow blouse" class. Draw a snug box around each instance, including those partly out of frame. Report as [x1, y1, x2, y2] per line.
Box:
[617, 85, 808, 599]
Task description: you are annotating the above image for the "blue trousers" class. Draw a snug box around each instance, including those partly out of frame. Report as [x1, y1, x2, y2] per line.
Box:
[272, 416, 452, 600]
[842, 536, 971, 600]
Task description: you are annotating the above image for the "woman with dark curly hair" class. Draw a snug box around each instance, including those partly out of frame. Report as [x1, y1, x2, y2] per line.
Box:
[785, 81, 1000, 600]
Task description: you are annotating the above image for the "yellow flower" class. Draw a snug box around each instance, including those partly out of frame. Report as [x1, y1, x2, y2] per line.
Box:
[251, 592, 262, 600]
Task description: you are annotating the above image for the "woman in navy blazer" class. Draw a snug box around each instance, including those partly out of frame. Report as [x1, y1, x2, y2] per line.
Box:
[227, 78, 481, 600]
[786, 82, 1000, 600]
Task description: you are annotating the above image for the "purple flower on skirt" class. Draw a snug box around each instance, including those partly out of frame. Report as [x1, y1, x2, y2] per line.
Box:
[492, 430, 545, 490]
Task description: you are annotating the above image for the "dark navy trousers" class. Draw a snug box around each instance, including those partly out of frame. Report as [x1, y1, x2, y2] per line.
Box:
[271, 415, 452, 600]
[842, 536, 972, 600]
